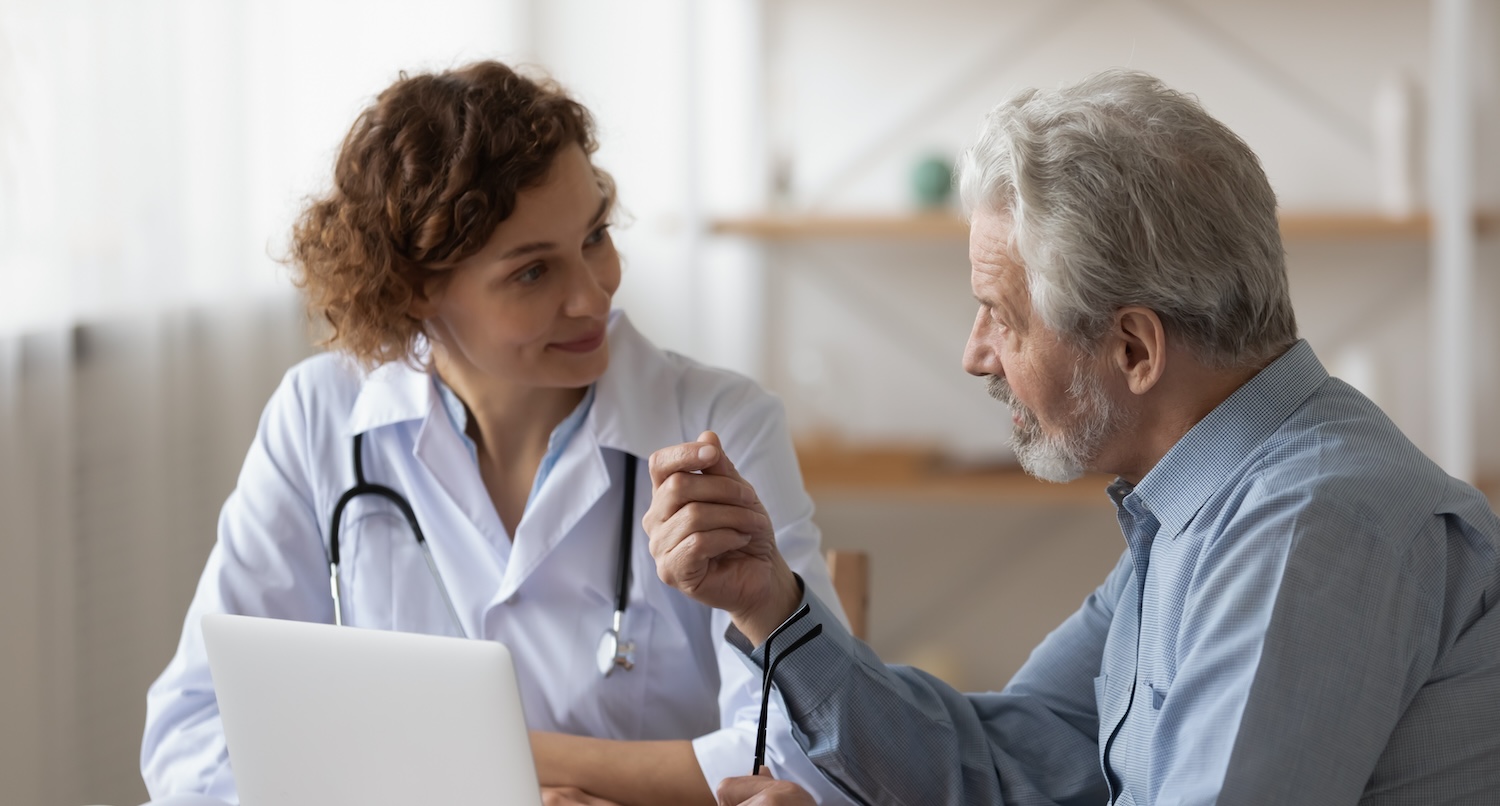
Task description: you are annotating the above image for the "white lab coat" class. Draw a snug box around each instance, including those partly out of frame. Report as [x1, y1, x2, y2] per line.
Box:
[141, 311, 854, 805]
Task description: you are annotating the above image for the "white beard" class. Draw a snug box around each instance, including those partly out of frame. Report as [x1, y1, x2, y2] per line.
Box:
[987, 363, 1126, 483]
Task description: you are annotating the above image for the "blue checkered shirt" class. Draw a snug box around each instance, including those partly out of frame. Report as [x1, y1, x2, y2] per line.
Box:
[733, 341, 1500, 805]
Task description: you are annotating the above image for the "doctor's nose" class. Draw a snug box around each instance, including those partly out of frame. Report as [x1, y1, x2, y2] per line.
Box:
[563, 264, 614, 319]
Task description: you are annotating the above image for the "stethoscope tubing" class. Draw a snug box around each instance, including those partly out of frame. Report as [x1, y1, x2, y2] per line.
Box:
[613, 451, 637, 615]
[327, 433, 468, 638]
[325, 431, 637, 664]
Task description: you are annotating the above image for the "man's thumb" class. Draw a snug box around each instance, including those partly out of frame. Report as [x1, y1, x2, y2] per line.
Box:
[697, 430, 741, 479]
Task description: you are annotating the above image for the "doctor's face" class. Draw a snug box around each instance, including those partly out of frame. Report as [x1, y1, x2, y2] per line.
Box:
[961, 208, 1130, 482]
[420, 145, 620, 391]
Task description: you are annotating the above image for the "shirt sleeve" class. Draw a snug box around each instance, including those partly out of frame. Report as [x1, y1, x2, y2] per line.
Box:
[1201, 488, 1446, 805]
[685, 376, 861, 804]
[723, 552, 1132, 806]
[141, 367, 333, 802]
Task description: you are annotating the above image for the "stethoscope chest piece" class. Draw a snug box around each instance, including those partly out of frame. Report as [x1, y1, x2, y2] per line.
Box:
[596, 618, 635, 677]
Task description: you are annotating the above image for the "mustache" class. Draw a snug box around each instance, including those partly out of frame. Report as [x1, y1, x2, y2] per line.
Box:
[986, 375, 1013, 406]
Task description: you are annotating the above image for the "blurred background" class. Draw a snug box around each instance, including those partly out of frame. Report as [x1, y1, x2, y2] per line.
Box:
[2, 1, 1497, 803]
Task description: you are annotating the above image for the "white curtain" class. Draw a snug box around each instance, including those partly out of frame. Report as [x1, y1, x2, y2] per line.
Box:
[0, 3, 530, 803]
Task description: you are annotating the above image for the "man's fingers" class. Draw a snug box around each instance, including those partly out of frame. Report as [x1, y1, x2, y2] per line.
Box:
[648, 439, 722, 488]
[647, 432, 753, 494]
[656, 470, 759, 509]
[653, 501, 770, 551]
[657, 527, 753, 574]
[715, 775, 779, 805]
[697, 431, 747, 481]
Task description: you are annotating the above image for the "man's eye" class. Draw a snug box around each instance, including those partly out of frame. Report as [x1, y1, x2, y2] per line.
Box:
[515, 263, 546, 284]
[584, 224, 611, 247]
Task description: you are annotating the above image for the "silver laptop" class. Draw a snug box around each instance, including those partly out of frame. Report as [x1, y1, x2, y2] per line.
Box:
[202, 614, 542, 806]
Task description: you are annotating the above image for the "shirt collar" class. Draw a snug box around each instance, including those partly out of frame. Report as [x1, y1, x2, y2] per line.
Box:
[1123, 339, 1328, 537]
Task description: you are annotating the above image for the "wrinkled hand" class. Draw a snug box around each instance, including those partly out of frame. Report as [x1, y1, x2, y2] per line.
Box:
[716, 768, 817, 806]
[645, 431, 801, 644]
[542, 785, 622, 805]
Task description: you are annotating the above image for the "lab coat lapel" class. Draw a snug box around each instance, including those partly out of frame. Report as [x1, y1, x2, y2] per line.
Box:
[493, 428, 611, 604]
[412, 405, 511, 556]
[406, 387, 508, 634]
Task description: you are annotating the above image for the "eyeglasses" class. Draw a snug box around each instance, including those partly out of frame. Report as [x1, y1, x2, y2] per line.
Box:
[751, 603, 823, 775]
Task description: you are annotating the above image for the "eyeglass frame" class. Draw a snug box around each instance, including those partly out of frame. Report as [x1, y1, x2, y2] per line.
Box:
[751, 601, 824, 775]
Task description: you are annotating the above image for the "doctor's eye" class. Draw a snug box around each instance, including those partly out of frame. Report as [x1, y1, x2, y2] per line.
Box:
[513, 263, 548, 285]
[584, 224, 611, 248]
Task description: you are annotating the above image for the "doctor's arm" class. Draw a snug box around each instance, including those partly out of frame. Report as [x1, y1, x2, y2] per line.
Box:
[141, 368, 334, 800]
[532, 735, 712, 806]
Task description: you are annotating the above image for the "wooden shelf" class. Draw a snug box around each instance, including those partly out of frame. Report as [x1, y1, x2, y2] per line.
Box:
[795, 441, 1113, 505]
[713, 213, 969, 239]
[711, 211, 1499, 241]
[795, 442, 1500, 507]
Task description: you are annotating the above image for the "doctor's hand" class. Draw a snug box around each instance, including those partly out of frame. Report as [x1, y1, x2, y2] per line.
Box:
[645, 431, 802, 647]
[715, 768, 817, 806]
[542, 786, 623, 806]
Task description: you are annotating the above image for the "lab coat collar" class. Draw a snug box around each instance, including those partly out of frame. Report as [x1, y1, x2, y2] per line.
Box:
[344, 347, 437, 437]
[337, 311, 692, 616]
[342, 313, 683, 452]
[588, 310, 687, 461]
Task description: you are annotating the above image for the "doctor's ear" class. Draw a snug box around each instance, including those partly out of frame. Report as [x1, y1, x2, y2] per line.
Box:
[406, 273, 449, 321]
[407, 295, 436, 321]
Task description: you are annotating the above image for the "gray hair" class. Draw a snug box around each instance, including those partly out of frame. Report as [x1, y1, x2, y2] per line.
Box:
[958, 69, 1296, 368]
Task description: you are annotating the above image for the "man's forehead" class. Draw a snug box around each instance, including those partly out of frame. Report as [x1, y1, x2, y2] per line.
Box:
[969, 230, 1025, 297]
[968, 209, 1014, 262]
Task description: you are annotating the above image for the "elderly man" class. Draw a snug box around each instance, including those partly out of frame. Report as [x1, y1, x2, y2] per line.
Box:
[644, 70, 1500, 805]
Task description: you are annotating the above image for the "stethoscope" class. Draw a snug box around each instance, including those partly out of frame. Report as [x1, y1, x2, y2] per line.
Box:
[326, 432, 640, 677]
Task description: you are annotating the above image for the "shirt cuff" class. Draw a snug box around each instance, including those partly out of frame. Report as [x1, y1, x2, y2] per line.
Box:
[723, 583, 860, 731]
[692, 720, 860, 806]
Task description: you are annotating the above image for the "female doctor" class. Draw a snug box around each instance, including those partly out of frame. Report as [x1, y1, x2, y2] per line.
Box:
[140, 61, 851, 806]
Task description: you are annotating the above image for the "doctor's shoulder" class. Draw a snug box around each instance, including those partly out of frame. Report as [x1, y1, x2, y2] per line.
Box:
[603, 314, 789, 445]
[660, 349, 789, 443]
[244, 351, 385, 472]
[262, 351, 368, 426]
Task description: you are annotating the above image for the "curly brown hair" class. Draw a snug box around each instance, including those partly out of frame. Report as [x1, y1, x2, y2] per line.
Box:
[289, 61, 613, 368]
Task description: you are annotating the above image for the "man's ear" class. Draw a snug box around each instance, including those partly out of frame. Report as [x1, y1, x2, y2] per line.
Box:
[1110, 306, 1166, 396]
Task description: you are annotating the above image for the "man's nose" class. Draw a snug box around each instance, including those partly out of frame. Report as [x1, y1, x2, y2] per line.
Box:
[962, 311, 997, 378]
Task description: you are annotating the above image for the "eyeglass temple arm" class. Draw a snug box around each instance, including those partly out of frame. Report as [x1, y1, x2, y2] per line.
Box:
[750, 603, 811, 772]
[752, 619, 823, 775]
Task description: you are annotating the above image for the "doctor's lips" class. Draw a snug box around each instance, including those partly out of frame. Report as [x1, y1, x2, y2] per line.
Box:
[550, 327, 607, 353]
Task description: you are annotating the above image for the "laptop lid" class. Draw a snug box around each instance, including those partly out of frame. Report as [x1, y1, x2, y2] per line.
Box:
[202, 614, 542, 806]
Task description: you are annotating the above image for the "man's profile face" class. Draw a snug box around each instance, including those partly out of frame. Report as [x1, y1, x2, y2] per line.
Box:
[961, 209, 1128, 482]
